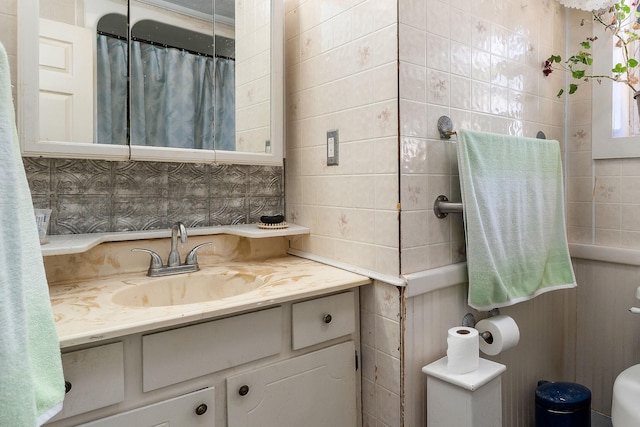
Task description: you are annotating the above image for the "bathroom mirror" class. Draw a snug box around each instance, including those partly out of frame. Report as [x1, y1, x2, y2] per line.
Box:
[17, 0, 283, 165]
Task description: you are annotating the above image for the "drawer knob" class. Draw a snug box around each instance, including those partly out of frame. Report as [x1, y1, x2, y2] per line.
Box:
[323, 314, 333, 324]
[64, 381, 72, 394]
[195, 403, 208, 416]
[238, 385, 250, 396]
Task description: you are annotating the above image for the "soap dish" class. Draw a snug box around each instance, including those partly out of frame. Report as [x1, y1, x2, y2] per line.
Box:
[257, 221, 289, 230]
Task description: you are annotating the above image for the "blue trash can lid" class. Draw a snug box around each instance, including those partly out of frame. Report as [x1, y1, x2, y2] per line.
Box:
[535, 382, 591, 411]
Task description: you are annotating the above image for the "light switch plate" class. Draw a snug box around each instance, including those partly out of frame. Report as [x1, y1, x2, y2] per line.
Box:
[327, 129, 339, 166]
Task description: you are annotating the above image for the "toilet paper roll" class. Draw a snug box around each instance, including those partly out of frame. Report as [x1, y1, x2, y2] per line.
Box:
[475, 315, 520, 356]
[446, 327, 479, 374]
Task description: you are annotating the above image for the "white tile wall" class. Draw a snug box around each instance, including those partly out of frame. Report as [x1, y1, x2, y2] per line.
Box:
[360, 281, 402, 427]
[285, 0, 400, 277]
[0, 1, 18, 101]
[399, 0, 567, 275]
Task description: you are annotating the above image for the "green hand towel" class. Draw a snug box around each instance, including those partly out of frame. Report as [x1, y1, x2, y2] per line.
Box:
[0, 43, 65, 425]
[457, 130, 576, 310]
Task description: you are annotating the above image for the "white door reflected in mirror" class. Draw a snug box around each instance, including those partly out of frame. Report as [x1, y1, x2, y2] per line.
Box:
[39, 19, 94, 143]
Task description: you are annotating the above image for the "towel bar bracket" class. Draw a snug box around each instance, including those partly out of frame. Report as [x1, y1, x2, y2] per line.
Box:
[433, 195, 463, 218]
[462, 313, 476, 328]
[436, 115, 546, 141]
[461, 310, 501, 344]
[437, 116, 456, 140]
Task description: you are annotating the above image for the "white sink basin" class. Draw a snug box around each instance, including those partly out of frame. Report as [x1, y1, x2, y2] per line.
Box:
[112, 271, 264, 307]
[612, 364, 640, 427]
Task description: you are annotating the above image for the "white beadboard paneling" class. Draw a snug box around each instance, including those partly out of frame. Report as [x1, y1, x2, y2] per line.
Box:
[487, 290, 573, 426]
[403, 283, 469, 427]
[404, 283, 574, 427]
[573, 258, 640, 415]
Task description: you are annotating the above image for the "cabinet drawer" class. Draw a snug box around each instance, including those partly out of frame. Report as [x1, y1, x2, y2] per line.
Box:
[52, 342, 124, 421]
[142, 307, 282, 391]
[80, 387, 215, 427]
[291, 292, 355, 350]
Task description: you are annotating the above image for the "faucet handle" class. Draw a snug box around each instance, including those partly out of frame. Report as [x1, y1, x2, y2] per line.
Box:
[185, 242, 213, 266]
[131, 248, 164, 269]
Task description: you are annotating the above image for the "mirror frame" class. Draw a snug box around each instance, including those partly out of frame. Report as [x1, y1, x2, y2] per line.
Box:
[17, 0, 283, 166]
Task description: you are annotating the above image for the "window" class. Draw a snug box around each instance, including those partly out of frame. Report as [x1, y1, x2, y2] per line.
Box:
[592, 5, 640, 158]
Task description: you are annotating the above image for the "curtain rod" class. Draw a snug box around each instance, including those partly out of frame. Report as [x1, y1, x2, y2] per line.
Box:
[98, 31, 234, 61]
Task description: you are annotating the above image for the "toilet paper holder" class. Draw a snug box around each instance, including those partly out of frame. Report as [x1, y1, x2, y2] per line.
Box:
[462, 310, 499, 344]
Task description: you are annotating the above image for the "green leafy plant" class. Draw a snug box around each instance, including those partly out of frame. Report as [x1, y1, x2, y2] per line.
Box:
[543, 0, 640, 97]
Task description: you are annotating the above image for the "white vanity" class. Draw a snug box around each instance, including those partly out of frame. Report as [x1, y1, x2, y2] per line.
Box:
[42, 227, 370, 427]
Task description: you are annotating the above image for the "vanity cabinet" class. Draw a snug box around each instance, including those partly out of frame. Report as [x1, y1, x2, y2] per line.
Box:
[46, 290, 361, 427]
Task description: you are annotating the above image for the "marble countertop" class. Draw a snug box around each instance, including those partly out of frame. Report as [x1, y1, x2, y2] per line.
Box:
[50, 255, 370, 348]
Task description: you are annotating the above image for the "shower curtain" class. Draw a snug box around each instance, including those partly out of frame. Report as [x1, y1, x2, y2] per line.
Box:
[96, 35, 127, 146]
[96, 36, 236, 150]
[213, 58, 235, 151]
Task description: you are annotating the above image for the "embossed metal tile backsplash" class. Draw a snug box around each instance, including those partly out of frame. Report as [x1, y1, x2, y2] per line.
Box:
[25, 158, 284, 235]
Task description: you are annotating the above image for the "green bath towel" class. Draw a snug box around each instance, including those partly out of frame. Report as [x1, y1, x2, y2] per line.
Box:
[0, 43, 65, 425]
[457, 130, 576, 310]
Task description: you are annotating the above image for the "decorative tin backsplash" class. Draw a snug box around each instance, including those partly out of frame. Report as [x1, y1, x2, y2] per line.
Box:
[24, 158, 284, 235]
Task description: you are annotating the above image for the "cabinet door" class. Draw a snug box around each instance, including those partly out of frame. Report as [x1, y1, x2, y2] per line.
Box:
[227, 341, 357, 427]
[50, 342, 124, 422]
[79, 387, 215, 427]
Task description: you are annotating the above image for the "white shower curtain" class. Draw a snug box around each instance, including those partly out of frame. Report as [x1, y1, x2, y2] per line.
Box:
[213, 58, 236, 151]
[97, 36, 236, 150]
[96, 35, 127, 145]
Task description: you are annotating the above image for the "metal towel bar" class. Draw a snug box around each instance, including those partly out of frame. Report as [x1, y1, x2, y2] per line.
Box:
[436, 115, 548, 141]
[433, 195, 462, 218]
[434, 118, 549, 219]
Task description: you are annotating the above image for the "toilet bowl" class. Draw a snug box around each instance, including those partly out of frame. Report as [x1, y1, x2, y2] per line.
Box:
[612, 364, 640, 427]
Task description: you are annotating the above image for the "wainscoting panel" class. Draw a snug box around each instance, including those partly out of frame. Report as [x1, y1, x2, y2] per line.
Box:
[403, 283, 469, 427]
[573, 258, 640, 415]
[404, 271, 575, 427]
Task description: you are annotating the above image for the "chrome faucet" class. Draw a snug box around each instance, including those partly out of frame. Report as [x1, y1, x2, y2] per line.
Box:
[168, 222, 187, 267]
[132, 222, 212, 277]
